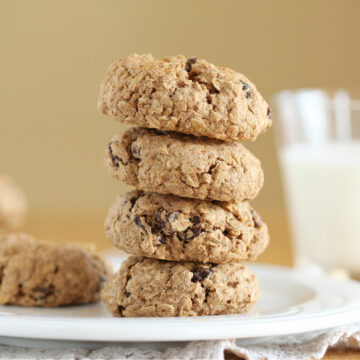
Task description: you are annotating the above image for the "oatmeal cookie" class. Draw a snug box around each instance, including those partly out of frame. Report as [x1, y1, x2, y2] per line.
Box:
[0, 233, 110, 307]
[106, 127, 264, 202]
[105, 190, 269, 263]
[102, 256, 258, 317]
[98, 54, 272, 141]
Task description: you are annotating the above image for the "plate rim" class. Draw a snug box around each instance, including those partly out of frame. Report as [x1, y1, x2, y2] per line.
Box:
[1, 264, 360, 342]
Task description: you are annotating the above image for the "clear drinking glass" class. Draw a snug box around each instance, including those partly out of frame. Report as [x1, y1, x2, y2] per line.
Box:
[274, 89, 360, 277]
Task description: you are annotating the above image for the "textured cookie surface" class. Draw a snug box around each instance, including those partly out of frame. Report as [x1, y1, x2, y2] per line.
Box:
[106, 191, 269, 264]
[0, 176, 27, 230]
[0, 233, 110, 307]
[102, 257, 258, 317]
[98, 54, 272, 141]
[106, 127, 264, 202]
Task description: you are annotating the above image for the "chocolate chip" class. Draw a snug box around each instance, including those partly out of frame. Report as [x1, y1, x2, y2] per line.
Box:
[35, 284, 55, 300]
[108, 141, 122, 168]
[125, 291, 131, 298]
[134, 215, 147, 233]
[187, 226, 202, 240]
[151, 218, 169, 244]
[178, 225, 202, 242]
[54, 266, 59, 274]
[158, 234, 167, 244]
[17, 283, 24, 297]
[191, 267, 213, 282]
[118, 305, 125, 315]
[240, 80, 252, 98]
[241, 80, 250, 91]
[252, 211, 263, 228]
[151, 223, 160, 234]
[130, 197, 137, 209]
[155, 209, 180, 234]
[185, 57, 197, 72]
[153, 209, 202, 242]
[190, 216, 200, 225]
[267, 106, 272, 119]
[155, 211, 165, 225]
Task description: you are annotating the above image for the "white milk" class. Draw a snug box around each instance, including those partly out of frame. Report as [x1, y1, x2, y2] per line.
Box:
[280, 141, 360, 274]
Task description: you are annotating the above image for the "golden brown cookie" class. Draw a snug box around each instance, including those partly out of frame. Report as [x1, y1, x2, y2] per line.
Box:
[0, 233, 110, 307]
[102, 257, 259, 317]
[98, 54, 272, 141]
[0, 176, 27, 230]
[106, 127, 264, 202]
[105, 191, 269, 264]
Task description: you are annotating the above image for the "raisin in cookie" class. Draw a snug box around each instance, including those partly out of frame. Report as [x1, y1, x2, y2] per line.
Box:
[97, 54, 272, 141]
[0, 233, 110, 307]
[0, 176, 27, 230]
[102, 257, 258, 317]
[105, 191, 269, 264]
[106, 127, 264, 202]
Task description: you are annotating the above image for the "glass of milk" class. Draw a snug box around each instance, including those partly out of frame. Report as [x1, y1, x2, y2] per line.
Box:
[275, 89, 360, 277]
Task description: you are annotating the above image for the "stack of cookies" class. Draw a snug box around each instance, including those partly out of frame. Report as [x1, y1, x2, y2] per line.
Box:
[98, 54, 272, 317]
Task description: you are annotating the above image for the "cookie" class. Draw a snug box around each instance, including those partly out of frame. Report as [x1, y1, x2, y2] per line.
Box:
[0, 176, 27, 230]
[0, 233, 110, 307]
[102, 257, 258, 317]
[97, 54, 272, 141]
[106, 127, 264, 202]
[105, 191, 269, 264]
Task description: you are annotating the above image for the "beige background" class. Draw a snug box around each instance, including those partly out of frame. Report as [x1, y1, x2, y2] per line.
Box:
[1, 0, 359, 265]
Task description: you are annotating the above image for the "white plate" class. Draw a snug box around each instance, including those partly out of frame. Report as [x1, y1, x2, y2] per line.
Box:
[1, 264, 360, 348]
